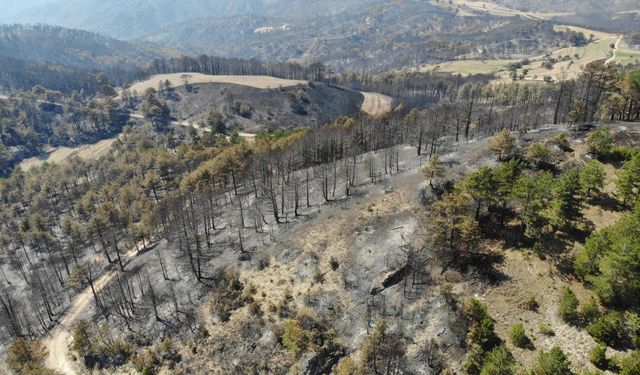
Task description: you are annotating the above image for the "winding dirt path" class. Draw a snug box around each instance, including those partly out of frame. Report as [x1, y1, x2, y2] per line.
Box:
[605, 37, 622, 65]
[43, 248, 138, 375]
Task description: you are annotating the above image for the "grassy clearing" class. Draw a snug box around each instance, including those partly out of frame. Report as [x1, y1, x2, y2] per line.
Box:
[421, 59, 513, 76]
[122, 73, 307, 97]
[419, 24, 620, 83]
[553, 25, 615, 42]
[361, 92, 393, 116]
[18, 138, 116, 171]
[614, 48, 640, 66]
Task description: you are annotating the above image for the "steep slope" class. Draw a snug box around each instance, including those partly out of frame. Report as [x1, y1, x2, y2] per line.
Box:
[159, 80, 365, 133]
[0, 24, 171, 70]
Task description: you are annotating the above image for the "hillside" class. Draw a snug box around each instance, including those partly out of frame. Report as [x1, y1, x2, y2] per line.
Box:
[3, 1, 640, 374]
[497, 0, 640, 31]
[0, 24, 171, 70]
[0, 0, 380, 39]
[1, 60, 640, 374]
[140, 78, 366, 133]
[0, 1, 578, 74]
[144, 2, 565, 73]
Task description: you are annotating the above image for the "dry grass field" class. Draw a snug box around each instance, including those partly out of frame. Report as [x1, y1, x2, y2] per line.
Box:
[122, 73, 307, 96]
[17, 137, 117, 171]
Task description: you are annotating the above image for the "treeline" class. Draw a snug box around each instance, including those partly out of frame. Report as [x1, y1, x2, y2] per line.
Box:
[0, 24, 163, 70]
[0, 23, 164, 94]
[0, 56, 118, 96]
[1, 54, 330, 95]
[145, 56, 327, 82]
[334, 70, 493, 108]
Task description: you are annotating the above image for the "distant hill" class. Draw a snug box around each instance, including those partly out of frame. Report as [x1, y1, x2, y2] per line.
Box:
[144, 2, 563, 73]
[499, 0, 638, 13]
[0, 24, 172, 70]
[0, 1, 616, 75]
[0, 0, 380, 39]
[497, 0, 640, 31]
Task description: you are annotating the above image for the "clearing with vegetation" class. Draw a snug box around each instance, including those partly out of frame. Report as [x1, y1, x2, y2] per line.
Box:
[418, 24, 640, 82]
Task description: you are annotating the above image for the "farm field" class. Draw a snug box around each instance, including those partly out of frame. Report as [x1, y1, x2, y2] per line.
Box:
[17, 137, 117, 171]
[416, 24, 637, 82]
[123, 73, 308, 96]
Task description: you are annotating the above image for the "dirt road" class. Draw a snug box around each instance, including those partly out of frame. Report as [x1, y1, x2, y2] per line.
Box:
[360, 92, 393, 116]
[605, 37, 622, 65]
[43, 248, 138, 375]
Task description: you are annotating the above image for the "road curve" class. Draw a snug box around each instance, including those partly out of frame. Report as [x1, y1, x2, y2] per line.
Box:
[605, 37, 622, 65]
[43, 248, 138, 374]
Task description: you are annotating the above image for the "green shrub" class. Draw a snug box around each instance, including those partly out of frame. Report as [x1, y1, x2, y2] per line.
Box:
[610, 146, 639, 162]
[71, 320, 93, 358]
[527, 143, 552, 166]
[480, 345, 515, 375]
[531, 347, 572, 375]
[279, 311, 336, 357]
[6, 338, 49, 374]
[282, 319, 307, 355]
[620, 351, 640, 375]
[587, 127, 614, 159]
[464, 298, 499, 351]
[539, 323, 555, 336]
[580, 160, 605, 197]
[553, 133, 571, 151]
[589, 344, 608, 369]
[580, 297, 601, 324]
[524, 296, 540, 311]
[463, 298, 500, 374]
[211, 268, 252, 322]
[559, 286, 579, 323]
[587, 312, 625, 347]
[510, 323, 529, 348]
[626, 312, 640, 348]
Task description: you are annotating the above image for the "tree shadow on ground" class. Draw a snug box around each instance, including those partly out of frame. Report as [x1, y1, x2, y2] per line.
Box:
[588, 192, 622, 212]
[447, 251, 509, 286]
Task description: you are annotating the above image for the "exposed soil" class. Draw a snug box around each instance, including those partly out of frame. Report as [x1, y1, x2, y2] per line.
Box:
[360, 92, 394, 116]
[18, 138, 117, 171]
[43, 248, 139, 375]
